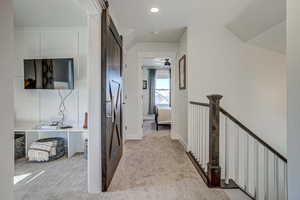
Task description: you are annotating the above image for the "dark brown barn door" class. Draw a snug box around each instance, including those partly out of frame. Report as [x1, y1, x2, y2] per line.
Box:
[101, 9, 123, 192]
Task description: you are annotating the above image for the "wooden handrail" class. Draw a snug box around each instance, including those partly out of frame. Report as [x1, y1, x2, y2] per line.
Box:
[220, 107, 287, 163]
[190, 101, 209, 107]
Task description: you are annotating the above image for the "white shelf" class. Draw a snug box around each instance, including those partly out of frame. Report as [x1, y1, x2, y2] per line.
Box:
[14, 122, 88, 133]
[14, 121, 88, 158]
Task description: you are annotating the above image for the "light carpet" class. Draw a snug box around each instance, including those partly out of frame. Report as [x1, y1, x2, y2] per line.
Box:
[14, 155, 87, 200]
[14, 124, 229, 200]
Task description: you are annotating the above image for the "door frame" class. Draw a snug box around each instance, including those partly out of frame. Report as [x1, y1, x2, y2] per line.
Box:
[137, 51, 177, 138]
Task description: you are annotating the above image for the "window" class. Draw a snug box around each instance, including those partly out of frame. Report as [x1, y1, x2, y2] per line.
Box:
[155, 72, 170, 106]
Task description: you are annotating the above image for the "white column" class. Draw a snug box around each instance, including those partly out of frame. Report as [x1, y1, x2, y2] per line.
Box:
[288, 0, 300, 199]
[87, 12, 102, 193]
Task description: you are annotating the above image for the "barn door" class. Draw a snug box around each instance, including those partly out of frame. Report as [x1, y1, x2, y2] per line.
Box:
[101, 8, 123, 192]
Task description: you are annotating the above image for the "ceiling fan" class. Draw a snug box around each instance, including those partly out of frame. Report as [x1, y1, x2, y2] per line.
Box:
[142, 57, 172, 68]
[164, 58, 171, 67]
[153, 58, 171, 66]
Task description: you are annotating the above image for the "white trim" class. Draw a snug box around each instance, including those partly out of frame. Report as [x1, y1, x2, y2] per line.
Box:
[15, 26, 87, 32]
[171, 131, 187, 151]
[125, 134, 143, 140]
[87, 13, 102, 194]
[137, 50, 178, 139]
[178, 136, 187, 151]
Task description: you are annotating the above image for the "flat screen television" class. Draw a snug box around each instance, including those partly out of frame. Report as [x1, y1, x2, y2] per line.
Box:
[24, 58, 74, 89]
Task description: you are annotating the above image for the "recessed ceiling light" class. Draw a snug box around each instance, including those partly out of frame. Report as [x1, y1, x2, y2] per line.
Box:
[150, 7, 159, 13]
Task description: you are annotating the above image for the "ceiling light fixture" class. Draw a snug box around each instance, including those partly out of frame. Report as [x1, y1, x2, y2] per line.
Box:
[150, 7, 160, 13]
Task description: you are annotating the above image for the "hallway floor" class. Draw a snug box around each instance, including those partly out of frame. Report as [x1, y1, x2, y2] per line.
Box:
[14, 122, 234, 200]
[105, 121, 230, 199]
[14, 154, 87, 200]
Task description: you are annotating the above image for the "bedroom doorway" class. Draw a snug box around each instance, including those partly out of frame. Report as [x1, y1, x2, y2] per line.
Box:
[142, 58, 172, 135]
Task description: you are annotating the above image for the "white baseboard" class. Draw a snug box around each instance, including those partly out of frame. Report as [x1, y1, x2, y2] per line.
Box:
[171, 132, 187, 151]
[125, 134, 143, 140]
[178, 136, 187, 151]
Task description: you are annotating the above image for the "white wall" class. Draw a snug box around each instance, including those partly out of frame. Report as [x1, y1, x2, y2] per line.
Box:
[287, 0, 300, 199]
[187, 23, 287, 156]
[173, 30, 188, 148]
[124, 43, 178, 140]
[123, 46, 143, 139]
[14, 27, 88, 127]
[0, 0, 15, 199]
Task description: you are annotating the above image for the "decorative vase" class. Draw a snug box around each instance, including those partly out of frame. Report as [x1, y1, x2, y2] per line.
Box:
[83, 112, 88, 129]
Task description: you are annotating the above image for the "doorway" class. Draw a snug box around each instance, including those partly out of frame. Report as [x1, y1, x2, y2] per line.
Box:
[141, 58, 172, 136]
[13, 0, 90, 199]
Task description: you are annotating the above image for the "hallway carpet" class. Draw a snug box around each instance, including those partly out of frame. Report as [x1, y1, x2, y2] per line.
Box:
[105, 127, 230, 200]
[14, 125, 230, 200]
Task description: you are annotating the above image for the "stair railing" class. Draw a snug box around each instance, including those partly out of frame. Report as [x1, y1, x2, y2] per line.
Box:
[188, 95, 287, 200]
[188, 101, 210, 184]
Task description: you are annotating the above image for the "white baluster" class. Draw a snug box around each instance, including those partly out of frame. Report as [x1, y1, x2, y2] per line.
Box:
[274, 156, 279, 200]
[235, 126, 239, 184]
[255, 141, 259, 200]
[204, 108, 208, 172]
[194, 105, 197, 159]
[245, 134, 249, 192]
[190, 105, 193, 154]
[188, 104, 192, 152]
[189, 105, 192, 152]
[225, 117, 229, 184]
[192, 105, 196, 157]
[188, 105, 190, 151]
[200, 107, 203, 165]
[202, 107, 205, 167]
[264, 148, 269, 200]
[195, 105, 198, 158]
[284, 163, 287, 200]
[197, 106, 201, 164]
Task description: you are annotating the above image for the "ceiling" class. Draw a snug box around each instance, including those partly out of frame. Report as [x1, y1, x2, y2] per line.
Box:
[227, 0, 286, 53]
[248, 22, 286, 54]
[13, 0, 286, 54]
[143, 57, 172, 69]
[227, 0, 286, 41]
[14, 0, 87, 27]
[109, 0, 191, 48]
[110, 0, 286, 53]
[109, 0, 262, 48]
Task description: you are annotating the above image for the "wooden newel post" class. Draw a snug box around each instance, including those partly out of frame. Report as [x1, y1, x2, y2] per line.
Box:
[207, 94, 223, 187]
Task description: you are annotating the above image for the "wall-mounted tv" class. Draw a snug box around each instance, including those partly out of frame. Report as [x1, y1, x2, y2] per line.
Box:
[24, 58, 74, 89]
